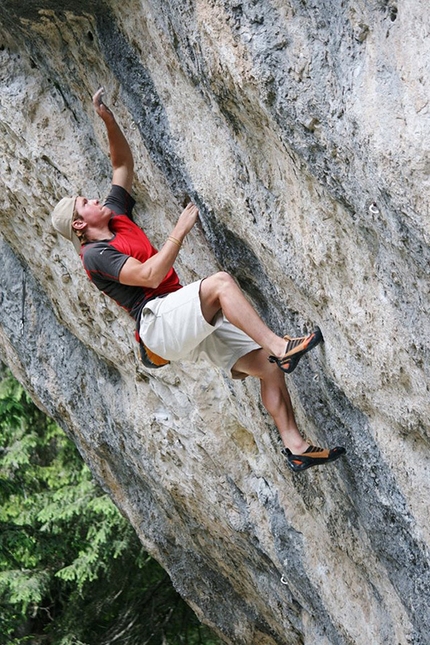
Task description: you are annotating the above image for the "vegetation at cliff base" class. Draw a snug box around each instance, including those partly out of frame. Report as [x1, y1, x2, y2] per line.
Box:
[0, 369, 220, 645]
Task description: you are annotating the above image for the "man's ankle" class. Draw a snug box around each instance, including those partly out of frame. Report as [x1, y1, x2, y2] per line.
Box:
[283, 439, 309, 455]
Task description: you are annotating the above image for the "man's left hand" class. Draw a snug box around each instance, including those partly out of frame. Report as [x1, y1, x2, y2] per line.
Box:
[93, 87, 114, 120]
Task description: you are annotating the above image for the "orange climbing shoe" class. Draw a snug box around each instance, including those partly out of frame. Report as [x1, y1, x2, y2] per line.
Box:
[282, 445, 346, 472]
[268, 327, 323, 374]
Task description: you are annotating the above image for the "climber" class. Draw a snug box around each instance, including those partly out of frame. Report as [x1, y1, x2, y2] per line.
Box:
[51, 88, 345, 473]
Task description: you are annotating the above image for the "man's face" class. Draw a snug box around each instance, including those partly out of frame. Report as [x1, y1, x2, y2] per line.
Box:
[74, 197, 112, 227]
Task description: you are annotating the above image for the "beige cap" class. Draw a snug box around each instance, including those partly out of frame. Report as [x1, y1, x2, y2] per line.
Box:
[51, 196, 81, 254]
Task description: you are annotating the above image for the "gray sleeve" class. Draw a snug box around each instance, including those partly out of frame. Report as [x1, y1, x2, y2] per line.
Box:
[82, 244, 129, 282]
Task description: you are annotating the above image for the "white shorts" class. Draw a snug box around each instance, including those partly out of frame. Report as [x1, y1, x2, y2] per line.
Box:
[139, 280, 261, 378]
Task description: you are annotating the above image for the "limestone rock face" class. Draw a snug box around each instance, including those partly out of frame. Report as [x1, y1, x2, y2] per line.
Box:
[1, 1, 429, 643]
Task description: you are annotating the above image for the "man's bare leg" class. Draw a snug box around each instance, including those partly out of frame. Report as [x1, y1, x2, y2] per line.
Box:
[232, 348, 309, 453]
[199, 272, 287, 358]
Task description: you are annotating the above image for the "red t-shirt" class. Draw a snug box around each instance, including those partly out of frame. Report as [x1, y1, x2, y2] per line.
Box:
[80, 186, 181, 321]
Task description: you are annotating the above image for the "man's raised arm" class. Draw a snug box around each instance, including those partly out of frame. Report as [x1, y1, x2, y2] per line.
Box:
[93, 88, 134, 193]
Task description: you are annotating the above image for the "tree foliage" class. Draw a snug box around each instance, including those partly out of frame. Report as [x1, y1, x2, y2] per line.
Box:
[0, 370, 221, 645]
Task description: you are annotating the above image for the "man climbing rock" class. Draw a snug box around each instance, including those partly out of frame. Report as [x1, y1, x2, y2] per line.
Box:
[51, 88, 345, 472]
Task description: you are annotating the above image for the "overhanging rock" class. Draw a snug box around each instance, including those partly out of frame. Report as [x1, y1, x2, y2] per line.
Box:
[0, 1, 429, 643]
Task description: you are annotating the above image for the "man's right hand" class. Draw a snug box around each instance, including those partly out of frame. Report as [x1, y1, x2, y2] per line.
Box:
[119, 202, 199, 289]
[176, 202, 199, 237]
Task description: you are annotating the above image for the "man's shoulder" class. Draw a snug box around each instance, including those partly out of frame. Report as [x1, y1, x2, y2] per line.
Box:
[104, 185, 136, 218]
[81, 240, 129, 283]
[80, 241, 118, 269]
[81, 241, 111, 257]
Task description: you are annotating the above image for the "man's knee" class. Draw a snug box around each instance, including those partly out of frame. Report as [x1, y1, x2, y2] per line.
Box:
[211, 271, 235, 293]
[200, 272, 237, 321]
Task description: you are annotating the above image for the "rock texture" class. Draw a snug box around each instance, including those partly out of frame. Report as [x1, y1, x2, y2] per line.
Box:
[1, 1, 429, 643]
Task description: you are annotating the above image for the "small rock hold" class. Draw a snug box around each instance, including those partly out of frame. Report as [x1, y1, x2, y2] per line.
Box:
[302, 117, 319, 132]
[354, 23, 369, 42]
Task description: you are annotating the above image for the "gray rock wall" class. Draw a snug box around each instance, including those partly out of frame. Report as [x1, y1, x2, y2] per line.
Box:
[0, 1, 429, 643]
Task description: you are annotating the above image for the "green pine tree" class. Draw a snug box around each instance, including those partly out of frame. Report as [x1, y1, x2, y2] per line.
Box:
[0, 369, 221, 645]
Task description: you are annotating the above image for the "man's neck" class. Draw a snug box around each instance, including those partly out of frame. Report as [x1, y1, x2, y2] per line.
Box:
[86, 225, 113, 243]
